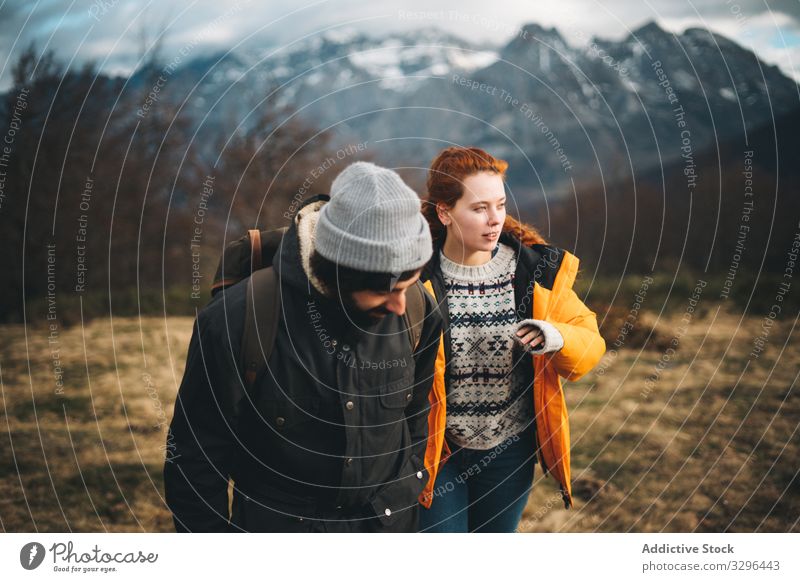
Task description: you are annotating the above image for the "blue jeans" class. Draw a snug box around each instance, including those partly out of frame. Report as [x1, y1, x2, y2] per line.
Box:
[418, 424, 536, 532]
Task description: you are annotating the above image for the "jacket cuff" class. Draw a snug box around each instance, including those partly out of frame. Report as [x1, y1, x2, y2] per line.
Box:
[514, 319, 565, 354]
[369, 453, 427, 527]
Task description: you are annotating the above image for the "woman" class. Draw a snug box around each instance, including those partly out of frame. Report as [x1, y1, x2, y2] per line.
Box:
[417, 146, 605, 532]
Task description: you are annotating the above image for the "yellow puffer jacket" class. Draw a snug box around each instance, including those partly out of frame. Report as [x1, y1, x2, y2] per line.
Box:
[418, 239, 606, 510]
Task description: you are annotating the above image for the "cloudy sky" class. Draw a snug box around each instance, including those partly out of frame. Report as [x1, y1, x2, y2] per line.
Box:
[1, 0, 799, 90]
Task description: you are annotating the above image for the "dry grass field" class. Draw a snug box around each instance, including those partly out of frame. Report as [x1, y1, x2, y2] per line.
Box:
[1, 306, 798, 532]
[521, 307, 800, 532]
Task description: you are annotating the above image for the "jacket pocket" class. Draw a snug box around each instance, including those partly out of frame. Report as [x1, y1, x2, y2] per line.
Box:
[262, 395, 321, 431]
[368, 453, 426, 531]
[379, 375, 414, 409]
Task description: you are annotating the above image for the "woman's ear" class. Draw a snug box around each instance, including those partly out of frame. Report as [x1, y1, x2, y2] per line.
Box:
[436, 203, 451, 226]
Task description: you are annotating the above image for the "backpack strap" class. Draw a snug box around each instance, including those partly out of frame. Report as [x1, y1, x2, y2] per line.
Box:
[248, 229, 263, 271]
[212, 228, 288, 297]
[403, 281, 426, 353]
[241, 267, 280, 390]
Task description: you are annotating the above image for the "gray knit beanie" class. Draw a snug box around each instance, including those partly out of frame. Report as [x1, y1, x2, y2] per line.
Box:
[315, 161, 433, 273]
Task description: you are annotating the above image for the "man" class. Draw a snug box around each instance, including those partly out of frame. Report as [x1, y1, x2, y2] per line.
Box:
[164, 162, 442, 532]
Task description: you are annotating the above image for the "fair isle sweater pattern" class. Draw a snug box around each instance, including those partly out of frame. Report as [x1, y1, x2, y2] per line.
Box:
[440, 243, 533, 450]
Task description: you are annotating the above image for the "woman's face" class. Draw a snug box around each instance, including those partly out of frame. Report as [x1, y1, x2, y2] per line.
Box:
[438, 171, 506, 256]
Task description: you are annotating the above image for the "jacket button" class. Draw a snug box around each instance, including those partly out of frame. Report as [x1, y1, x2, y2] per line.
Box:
[384, 508, 392, 517]
[345, 458, 353, 467]
[416, 471, 423, 479]
[331, 340, 337, 347]
[406, 393, 412, 401]
[345, 401, 354, 410]
[275, 416, 285, 427]
[342, 344, 350, 351]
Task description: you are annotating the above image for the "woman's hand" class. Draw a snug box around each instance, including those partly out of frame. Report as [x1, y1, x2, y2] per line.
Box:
[513, 319, 565, 354]
[516, 325, 545, 350]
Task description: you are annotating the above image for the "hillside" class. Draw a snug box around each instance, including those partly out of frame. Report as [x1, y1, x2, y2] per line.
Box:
[1, 309, 797, 532]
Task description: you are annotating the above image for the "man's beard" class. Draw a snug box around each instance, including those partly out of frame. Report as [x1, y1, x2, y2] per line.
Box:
[339, 293, 391, 328]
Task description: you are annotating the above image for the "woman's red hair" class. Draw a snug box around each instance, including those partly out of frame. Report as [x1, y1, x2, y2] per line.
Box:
[423, 146, 547, 247]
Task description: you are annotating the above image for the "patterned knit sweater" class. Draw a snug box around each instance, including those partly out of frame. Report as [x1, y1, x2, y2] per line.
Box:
[440, 243, 534, 450]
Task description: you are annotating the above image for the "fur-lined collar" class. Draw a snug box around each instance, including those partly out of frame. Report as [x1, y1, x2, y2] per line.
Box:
[295, 199, 328, 296]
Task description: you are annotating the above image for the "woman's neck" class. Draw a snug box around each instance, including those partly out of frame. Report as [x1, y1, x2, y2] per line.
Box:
[441, 236, 493, 266]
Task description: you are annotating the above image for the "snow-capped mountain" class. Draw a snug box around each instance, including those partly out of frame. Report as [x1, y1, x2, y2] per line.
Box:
[167, 26, 497, 113]
[151, 21, 799, 194]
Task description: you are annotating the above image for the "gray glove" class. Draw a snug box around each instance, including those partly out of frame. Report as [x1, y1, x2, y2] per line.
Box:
[513, 319, 564, 354]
